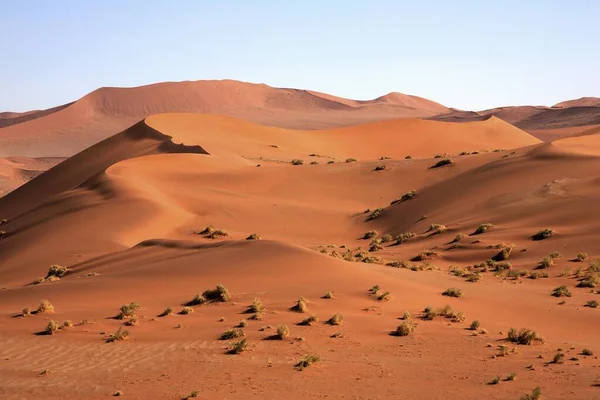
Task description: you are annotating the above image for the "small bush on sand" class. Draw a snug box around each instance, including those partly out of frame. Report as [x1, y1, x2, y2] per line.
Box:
[430, 158, 453, 169]
[369, 243, 384, 252]
[345, 158, 357, 163]
[327, 313, 344, 325]
[363, 230, 378, 239]
[45, 320, 60, 335]
[469, 320, 481, 331]
[493, 244, 516, 261]
[442, 288, 463, 298]
[393, 321, 415, 336]
[198, 225, 216, 235]
[576, 252, 588, 261]
[290, 297, 308, 313]
[327, 160, 335, 164]
[299, 315, 319, 326]
[582, 348, 594, 356]
[412, 250, 438, 261]
[246, 233, 261, 240]
[539, 256, 554, 269]
[47, 265, 69, 278]
[179, 307, 194, 315]
[451, 233, 464, 243]
[473, 224, 493, 235]
[367, 208, 384, 221]
[520, 387, 542, 400]
[236, 319, 248, 328]
[158, 307, 173, 317]
[107, 327, 130, 342]
[532, 229, 554, 241]
[551, 286, 571, 297]
[489, 376, 500, 385]
[427, 224, 446, 235]
[291, 159, 304, 165]
[402, 311, 411, 320]
[117, 302, 140, 320]
[37, 300, 54, 314]
[507, 328, 543, 345]
[276, 324, 290, 339]
[422, 306, 439, 320]
[391, 190, 416, 205]
[295, 354, 320, 370]
[577, 273, 599, 288]
[220, 328, 245, 340]
[124, 315, 138, 326]
[248, 297, 265, 313]
[395, 232, 416, 244]
[227, 338, 248, 354]
[549, 251, 562, 259]
[310, 161, 318, 165]
[377, 291, 391, 302]
[381, 233, 393, 243]
[505, 372, 517, 381]
[186, 294, 206, 306]
[208, 229, 229, 239]
[369, 285, 380, 295]
[584, 300, 598, 308]
[374, 165, 386, 171]
[202, 284, 230, 302]
[322, 291, 334, 299]
[551, 352, 565, 364]
[183, 390, 200, 399]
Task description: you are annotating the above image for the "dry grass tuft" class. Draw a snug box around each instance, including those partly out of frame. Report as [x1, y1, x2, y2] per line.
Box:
[295, 354, 320, 370]
[327, 313, 344, 325]
[290, 297, 308, 313]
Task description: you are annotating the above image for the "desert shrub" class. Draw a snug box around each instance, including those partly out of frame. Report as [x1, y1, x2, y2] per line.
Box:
[221, 328, 245, 340]
[291, 159, 304, 165]
[117, 302, 140, 320]
[276, 324, 290, 339]
[584, 300, 598, 308]
[549, 251, 562, 259]
[377, 291, 391, 302]
[363, 230, 378, 239]
[369, 243, 384, 252]
[345, 158, 357, 163]
[374, 165, 386, 171]
[393, 321, 416, 336]
[208, 229, 229, 239]
[158, 307, 173, 317]
[107, 327, 130, 342]
[299, 315, 319, 326]
[412, 250, 438, 261]
[37, 300, 54, 314]
[248, 297, 265, 313]
[489, 376, 500, 385]
[507, 269, 528, 279]
[576, 252, 588, 261]
[367, 208, 384, 221]
[202, 284, 230, 302]
[381, 234, 393, 243]
[427, 224, 446, 234]
[391, 190, 416, 205]
[582, 348, 594, 356]
[179, 306, 194, 315]
[442, 288, 463, 298]
[449, 310, 465, 322]
[236, 319, 248, 328]
[227, 338, 248, 354]
[532, 229, 554, 241]
[539, 256, 554, 269]
[528, 271, 549, 279]
[451, 233, 464, 243]
[422, 306, 439, 320]
[467, 272, 482, 282]
[310, 161, 318, 165]
[46, 265, 69, 278]
[402, 311, 411, 320]
[473, 224, 493, 235]
[395, 232, 416, 244]
[22, 307, 31, 317]
[322, 291, 334, 299]
[551, 286, 571, 297]
[493, 244, 515, 261]
[551, 352, 565, 364]
[520, 387, 542, 400]
[45, 320, 60, 335]
[327, 313, 344, 325]
[507, 328, 542, 345]
[469, 320, 481, 331]
[291, 297, 308, 313]
[369, 285, 380, 295]
[246, 233, 261, 240]
[186, 294, 206, 306]
[198, 225, 216, 235]
[430, 158, 453, 169]
[124, 315, 138, 326]
[327, 160, 334, 164]
[295, 354, 320, 370]
[577, 273, 599, 288]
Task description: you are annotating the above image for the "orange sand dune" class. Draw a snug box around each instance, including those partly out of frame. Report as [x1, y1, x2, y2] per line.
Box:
[554, 97, 600, 108]
[0, 110, 599, 399]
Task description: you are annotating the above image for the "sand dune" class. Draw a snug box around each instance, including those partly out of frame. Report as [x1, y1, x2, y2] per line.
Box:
[554, 97, 600, 108]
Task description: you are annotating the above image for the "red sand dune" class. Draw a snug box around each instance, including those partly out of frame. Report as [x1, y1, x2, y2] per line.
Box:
[1, 109, 599, 399]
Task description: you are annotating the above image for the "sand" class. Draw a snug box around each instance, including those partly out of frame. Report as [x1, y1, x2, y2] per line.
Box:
[1, 100, 600, 400]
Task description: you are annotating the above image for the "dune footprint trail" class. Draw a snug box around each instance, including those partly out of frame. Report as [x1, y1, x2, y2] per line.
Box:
[1, 112, 600, 399]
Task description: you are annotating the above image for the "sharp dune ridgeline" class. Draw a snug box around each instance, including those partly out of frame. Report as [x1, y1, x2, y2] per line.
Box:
[1, 80, 600, 399]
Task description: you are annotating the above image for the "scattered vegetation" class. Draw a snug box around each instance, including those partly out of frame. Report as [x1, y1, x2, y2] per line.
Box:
[202, 284, 231, 302]
[179, 307, 194, 315]
[322, 291, 334, 299]
[37, 300, 54, 314]
[246, 233, 261, 240]
[366, 208, 384, 221]
[45, 320, 60, 335]
[430, 158, 453, 169]
[402, 311, 411, 320]
[584, 300, 598, 308]
[427, 224, 446, 235]
[369, 285, 380, 295]
[412, 250, 438, 262]
[106, 327, 130, 342]
[451, 233, 464, 243]
[442, 287, 463, 298]
[248, 297, 266, 314]
[158, 307, 173, 317]
[299, 315, 319, 326]
[374, 165, 386, 171]
[492, 244, 515, 261]
[520, 387, 542, 400]
[582, 348, 594, 356]
[505, 372, 517, 381]
[488, 376, 500, 385]
[392, 320, 416, 336]
[295, 354, 320, 371]
[507, 328, 543, 345]
[345, 158, 357, 163]
[390, 190, 416, 205]
[117, 302, 140, 320]
[327, 313, 344, 325]
[46, 264, 69, 278]
[395, 232, 416, 244]
[576, 252, 588, 261]
[221, 328, 245, 340]
[290, 297, 308, 313]
[291, 159, 304, 165]
[276, 324, 290, 339]
[469, 320, 481, 331]
[551, 286, 571, 297]
[227, 338, 248, 354]
[472, 223, 493, 235]
[551, 352, 565, 364]
[377, 291, 391, 302]
[363, 230, 378, 239]
[532, 228, 554, 241]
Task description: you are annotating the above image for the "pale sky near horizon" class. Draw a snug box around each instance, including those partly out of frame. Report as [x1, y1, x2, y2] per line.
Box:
[1, 0, 599, 112]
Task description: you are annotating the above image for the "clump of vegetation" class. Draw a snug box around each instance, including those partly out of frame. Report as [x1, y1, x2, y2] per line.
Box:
[246, 233, 261, 240]
[551, 286, 571, 297]
[392, 320, 415, 336]
[107, 327, 130, 342]
[227, 338, 248, 354]
[422, 306, 439, 320]
[236, 319, 248, 328]
[488, 376, 500, 385]
[207, 229, 229, 239]
[22, 307, 31, 317]
[310, 161, 318, 165]
[299, 315, 319, 326]
[576, 252, 588, 261]
[124, 315, 138, 326]
[202, 284, 231, 302]
[377, 291, 391, 302]
[221, 328, 245, 340]
[520, 387, 542, 400]
[412, 250, 438, 262]
[472, 223, 493, 235]
[374, 165, 386, 171]
[369, 243, 384, 252]
[395, 232, 416, 244]
[46, 264, 69, 278]
[158, 307, 173, 317]
[345, 158, 357, 163]
[492, 244, 516, 261]
[532, 228, 554, 241]
[366, 208, 384, 221]
[117, 302, 140, 320]
[427, 224, 446, 235]
[469, 320, 481, 331]
[248, 297, 265, 314]
[276, 324, 290, 339]
[179, 306, 194, 315]
[381, 234, 393, 243]
[551, 352, 565, 364]
[391, 190, 416, 205]
[507, 328, 543, 345]
[290, 297, 308, 313]
[363, 230, 378, 239]
[197, 225, 216, 235]
[45, 320, 60, 335]
[369, 285, 380, 295]
[327, 313, 344, 325]
[442, 288, 463, 298]
[430, 158, 453, 169]
[186, 294, 206, 306]
[291, 159, 304, 165]
[451, 233, 464, 243]
[295, 354, 320, 370]
[402, 311, 411, 320]
[584, 300, 598, 308]
[37, 300, 54, 314]
[577, 272, 599, 288]
[322, 291, 334, 299]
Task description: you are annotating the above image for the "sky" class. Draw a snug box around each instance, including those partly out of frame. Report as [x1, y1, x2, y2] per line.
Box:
[1, 0, 599, 112]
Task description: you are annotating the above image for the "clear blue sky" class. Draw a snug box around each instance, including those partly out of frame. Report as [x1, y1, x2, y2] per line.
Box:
[1, 0, 599, 112]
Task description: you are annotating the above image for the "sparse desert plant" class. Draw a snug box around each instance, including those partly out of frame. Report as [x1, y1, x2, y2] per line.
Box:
[505, 372, 517, 381]
[124, 315, 138, 326]
[427, 224, 446, 235]
[290, 297, 308, 313]
[430, 158, 453, 169]
[345, 158, 357, 163]
[449, 310, 465, 322]
[489, 376, 500, 385]
[582, 348, 594, 356]
[327, 313, 344, 325]
[367, 208, 384, 221]
[46, 264, 69, 278]
[221, 328, 245, 340]
[107, 327, 130, 342]
[532, 228, 554, 241]
[299, 315, 319, 326]
[393, 320, 416, 336]
[507, 328, 543, 345]
[520, 387, 542, 400]
[291, 159, 304, 165]
[549, 251, 562, 259]
[377, 291, 391, 302]
[369, 285, 380, 295]
[179, 306, 194, 315]
[246, 233, 261, 240]
[227, 338, 248, 354]
[117, 302, 140, 319]
[327, 160, 334, 164]
[369, 243, 384, 252]
[584, 300, 598, 308]
[577, 273, 599, 288]
[45, 320, 60, 335]
[186, 294, 206, 306]
[422, 306, 439, 320]
[310, 161, 318, 165]
[374, 165, 386, 171]
[539, 256, 554, 269]
[576, 252, 588, 261]
[472, 223, 493, 235]
[322, 291, 334, 299]
[467, 272, 483, 282]
[391, 190, 416, 205]
[202, 284, 230, 302]
[276, 324, 290, 339]
[405, 155, 412, 159]
[442, 287, 463, 298]
[451, 233, 464, 243]
[37, 300, 54, 314]
[295, 354, 320, 370]
[412, 250, 438, 261]
[493, 244, 515, 261]
[208, 229, 229, 239]
[363, 230, 378, 239]
[248, 297, 265, 313]
[402, 311, 411, 320]
[22, 307, 31, 317]
[61, 320, 73, 328]
[381, 233, 393, 243]
[237, 319, 248, 328]
[198, 225, 216, 235]
[551, 286, 571, 297]
[469, 320, 481, 331]
[158, 307, 173, 317]
[395, 232, 416, 244]
[551, 352, 565, 364]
